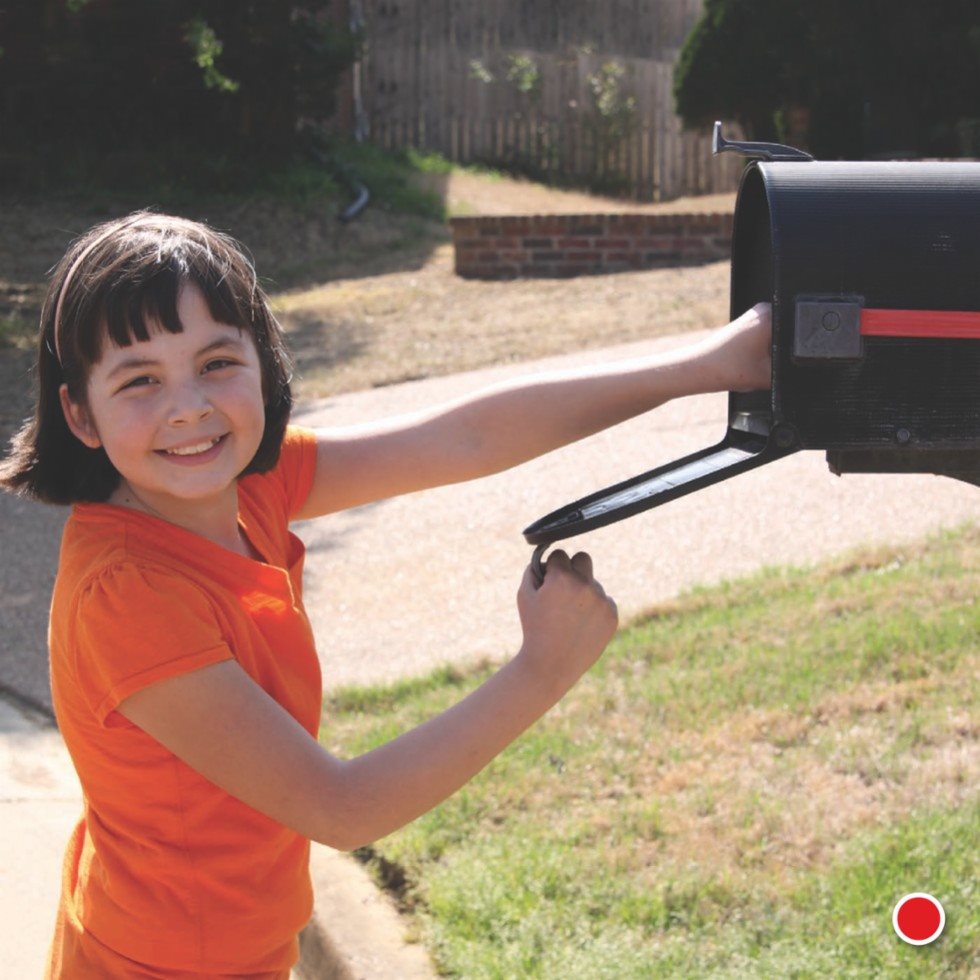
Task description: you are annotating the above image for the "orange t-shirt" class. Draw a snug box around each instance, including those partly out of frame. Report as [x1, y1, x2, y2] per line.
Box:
[45, 424, 321, 978]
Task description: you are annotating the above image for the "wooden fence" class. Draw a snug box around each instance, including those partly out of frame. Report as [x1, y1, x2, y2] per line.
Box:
[357, 0, 744, 201]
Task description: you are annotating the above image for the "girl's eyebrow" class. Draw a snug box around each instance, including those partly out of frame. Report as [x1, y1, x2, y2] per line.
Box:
[105, 337, 246, 381]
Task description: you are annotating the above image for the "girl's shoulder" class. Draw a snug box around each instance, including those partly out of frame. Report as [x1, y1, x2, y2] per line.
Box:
[51, 553, 231, 726]
[51, 509, 222, 625]
[239, 423, 318, 521]
[55, 536, 219, 630]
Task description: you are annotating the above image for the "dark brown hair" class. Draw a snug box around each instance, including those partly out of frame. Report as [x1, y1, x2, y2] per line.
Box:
[0, 211, 294, 504]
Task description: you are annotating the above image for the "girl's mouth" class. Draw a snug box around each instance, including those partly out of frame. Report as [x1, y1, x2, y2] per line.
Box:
[155, 433, 229, 465]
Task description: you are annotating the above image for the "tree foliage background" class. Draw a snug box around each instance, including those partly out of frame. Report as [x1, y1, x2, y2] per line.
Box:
[0, 0, 360, 189]
[674, 0, 980, 159]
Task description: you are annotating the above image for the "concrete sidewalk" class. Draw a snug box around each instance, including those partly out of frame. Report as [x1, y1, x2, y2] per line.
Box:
[2, 327, 977, 976]
[0, 693, 80, 979]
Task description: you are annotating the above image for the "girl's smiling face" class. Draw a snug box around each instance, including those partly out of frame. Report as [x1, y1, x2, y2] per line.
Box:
[59, 283, 267, 522]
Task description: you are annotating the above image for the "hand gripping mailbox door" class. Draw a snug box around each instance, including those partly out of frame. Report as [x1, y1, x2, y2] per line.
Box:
[524, 124, 980, 554]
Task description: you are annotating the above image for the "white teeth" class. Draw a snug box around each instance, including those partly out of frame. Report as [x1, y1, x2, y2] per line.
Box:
[164, 437, 222, 456]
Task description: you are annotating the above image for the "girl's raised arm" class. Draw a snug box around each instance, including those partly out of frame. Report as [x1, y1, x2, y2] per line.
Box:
[291, 305, 770, 521]
[117, 551, 617, 850]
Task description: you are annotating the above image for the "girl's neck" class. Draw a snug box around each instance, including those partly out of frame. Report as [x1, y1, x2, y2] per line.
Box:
[108, 481, 244, 554]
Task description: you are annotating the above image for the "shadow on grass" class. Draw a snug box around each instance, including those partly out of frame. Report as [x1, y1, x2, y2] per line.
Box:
[286, 309, 376, 380]
[0, 161, 455, 322]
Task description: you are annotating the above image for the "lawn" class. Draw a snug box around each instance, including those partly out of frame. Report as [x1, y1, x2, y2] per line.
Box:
[321, 522, 979, 978]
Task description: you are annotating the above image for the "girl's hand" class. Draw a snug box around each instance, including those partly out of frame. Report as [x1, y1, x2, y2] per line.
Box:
[711, 302, 773, 392]
[515, 550, 619, 697]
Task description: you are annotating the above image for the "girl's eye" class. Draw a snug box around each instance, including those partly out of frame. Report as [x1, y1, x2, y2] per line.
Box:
[120, 360, 236, 391]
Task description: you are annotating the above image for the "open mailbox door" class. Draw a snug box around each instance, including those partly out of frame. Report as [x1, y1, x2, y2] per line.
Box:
[524, 124, 980, 551]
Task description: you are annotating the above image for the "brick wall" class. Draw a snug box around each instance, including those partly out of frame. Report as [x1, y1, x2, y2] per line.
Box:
[450, 212, 733, 279]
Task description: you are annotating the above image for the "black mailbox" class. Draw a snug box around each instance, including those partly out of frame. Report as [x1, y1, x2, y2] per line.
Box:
[524, 124, 980, 551]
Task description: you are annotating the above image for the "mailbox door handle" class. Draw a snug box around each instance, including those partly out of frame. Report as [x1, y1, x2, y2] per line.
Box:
[861, 309, 980, 339]
[794, 299, 980, 361]
[523, 427, 799, 546]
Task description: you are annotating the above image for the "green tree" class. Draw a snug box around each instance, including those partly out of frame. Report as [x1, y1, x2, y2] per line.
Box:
[0, 0, 360, 185]
[674, 0, 980, 159]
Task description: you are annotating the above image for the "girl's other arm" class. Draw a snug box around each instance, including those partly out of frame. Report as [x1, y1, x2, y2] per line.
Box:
[292, 304, 770, 520]
[117, 552, 616, 851]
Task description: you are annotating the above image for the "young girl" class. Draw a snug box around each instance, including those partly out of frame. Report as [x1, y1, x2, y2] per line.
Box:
[0, 211, 771, 978]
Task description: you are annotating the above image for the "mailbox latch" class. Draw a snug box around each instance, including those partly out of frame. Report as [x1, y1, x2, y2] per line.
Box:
[793, 297, 864, 362]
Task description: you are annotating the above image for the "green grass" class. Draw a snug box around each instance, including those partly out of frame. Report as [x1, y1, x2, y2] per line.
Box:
[328, 140, 506, 221]
[320, 523, 979, 977]
[0, 311, 36, 350]
[1, 137, 485, 222]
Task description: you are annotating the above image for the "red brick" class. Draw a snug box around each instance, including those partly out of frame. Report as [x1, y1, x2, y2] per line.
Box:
[450, 219, 480, 239]
[646, 216, 687, 233]
[568, 219, 606, 236]
[518, 218, 555, 236]
[636, 235, 676, 251]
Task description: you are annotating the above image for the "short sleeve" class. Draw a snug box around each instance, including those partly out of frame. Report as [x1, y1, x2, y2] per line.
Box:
[71, 563, 234, 725]
[275, 425, 318, 520]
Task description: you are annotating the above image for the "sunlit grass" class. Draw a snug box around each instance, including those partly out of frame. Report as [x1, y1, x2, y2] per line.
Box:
[321, 523, 979, 977]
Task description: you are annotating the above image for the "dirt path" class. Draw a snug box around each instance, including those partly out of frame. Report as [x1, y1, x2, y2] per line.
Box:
[415, 168, 735, 217]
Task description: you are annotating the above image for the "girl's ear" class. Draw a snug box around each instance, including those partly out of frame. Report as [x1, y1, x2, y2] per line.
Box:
[59, 384, 102, 450]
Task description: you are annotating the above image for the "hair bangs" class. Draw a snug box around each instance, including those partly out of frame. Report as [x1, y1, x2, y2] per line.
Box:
[86, 237, 254, 367]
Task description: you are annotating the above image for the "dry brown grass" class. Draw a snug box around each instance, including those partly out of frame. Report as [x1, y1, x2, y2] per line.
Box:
[274, 246, 730, 397]
[0, 179, 732, 447]
[638, 671, 978, 885]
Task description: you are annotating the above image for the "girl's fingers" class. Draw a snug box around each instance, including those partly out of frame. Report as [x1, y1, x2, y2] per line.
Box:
[525, 548, 597, 590]
[545, 549, 570, 572]
[570, 551, 593, 580]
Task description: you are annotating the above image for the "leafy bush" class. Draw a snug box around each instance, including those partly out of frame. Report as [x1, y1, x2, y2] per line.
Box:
[674, 0, 980, 159]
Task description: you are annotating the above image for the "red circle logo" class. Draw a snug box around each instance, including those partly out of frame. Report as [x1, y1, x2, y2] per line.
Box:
[892, 893, 945, 945]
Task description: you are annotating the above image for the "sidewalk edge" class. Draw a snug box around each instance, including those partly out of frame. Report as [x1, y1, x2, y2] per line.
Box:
[297, 845, 437, 979]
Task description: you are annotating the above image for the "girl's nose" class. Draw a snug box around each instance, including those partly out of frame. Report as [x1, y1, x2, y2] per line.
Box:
[167, 381, 215, 425]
